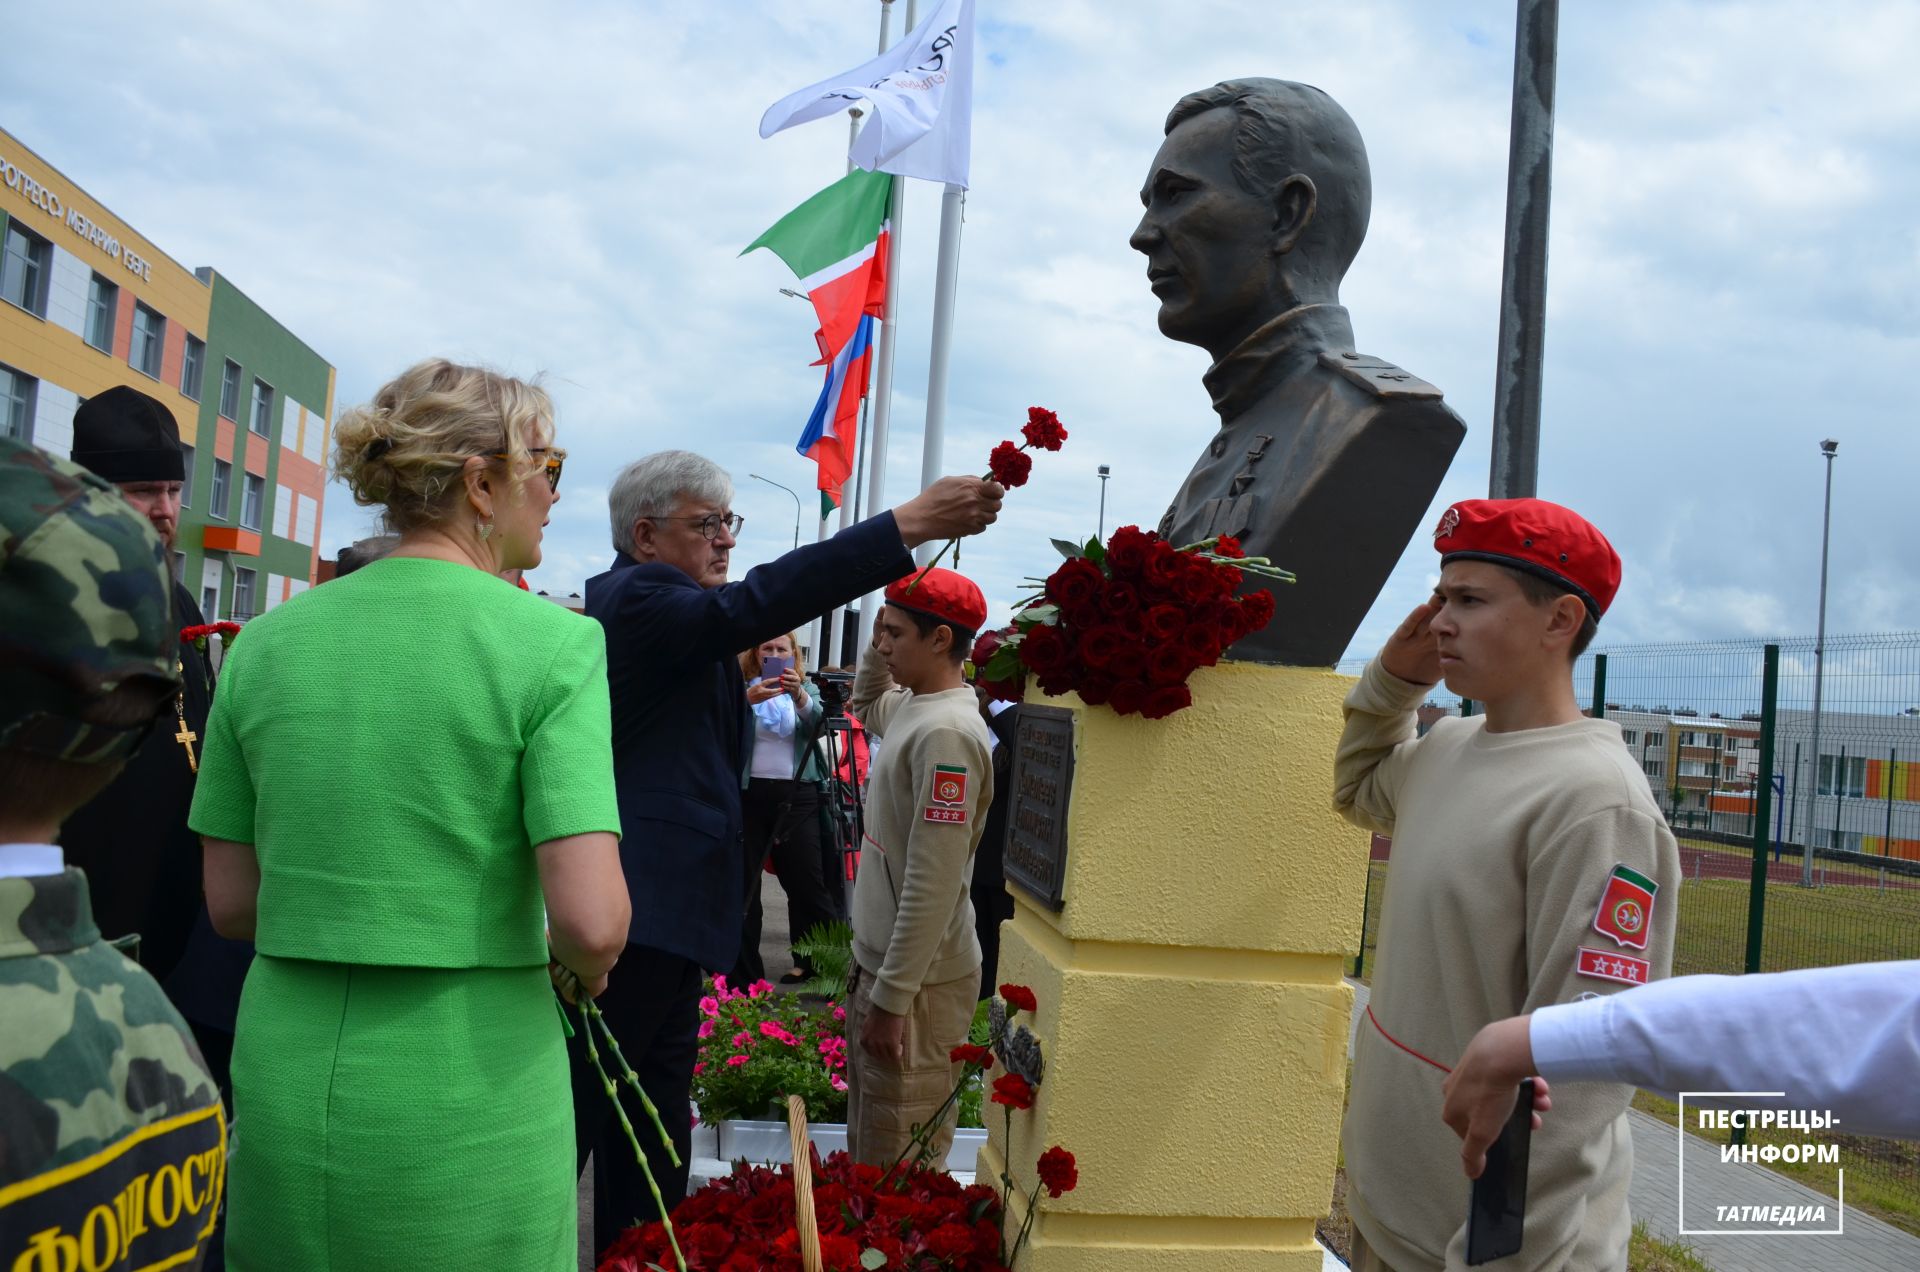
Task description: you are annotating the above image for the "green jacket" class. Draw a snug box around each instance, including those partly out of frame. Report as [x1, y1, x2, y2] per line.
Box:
[0, 868, 224, 1268]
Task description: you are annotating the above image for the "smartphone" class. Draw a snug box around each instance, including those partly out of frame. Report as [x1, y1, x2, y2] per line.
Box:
[1465, 1078, 1534, 1265]
[761, 655, 793, 682]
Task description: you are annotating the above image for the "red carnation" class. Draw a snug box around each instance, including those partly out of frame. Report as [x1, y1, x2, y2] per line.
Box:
[988, 441, 1032, 488]
[1212, 534, 1246, 559]
[1036, 1146, 1079, 1198]
[925, 1222, 976, 1260]
[1108, 679, 1149, 716]
[1140, 684, 1194, 720]
[1019, 622, 1072, 675]
[999, 983, 1038, 1013]
[1177, 561, 1226, 605]
[1021, 406, 1069, 451]
[1240, 588, 1277, 633]
[990, 1073, 1035, 1110]
[949, 1043, 994, 1068]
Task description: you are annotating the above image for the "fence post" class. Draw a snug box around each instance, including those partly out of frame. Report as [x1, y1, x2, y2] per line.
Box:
[1590, 653, 1607, 718]
[1744, 644, 1780, 975]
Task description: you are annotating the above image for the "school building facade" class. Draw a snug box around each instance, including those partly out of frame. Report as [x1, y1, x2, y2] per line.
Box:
[1, 126, 334, 619]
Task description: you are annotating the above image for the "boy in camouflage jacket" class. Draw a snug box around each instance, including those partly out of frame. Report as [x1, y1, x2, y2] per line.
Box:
[0, 438, 224, 1270]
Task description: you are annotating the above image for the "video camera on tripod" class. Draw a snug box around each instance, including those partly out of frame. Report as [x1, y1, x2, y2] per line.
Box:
[808, 670, 865, 901]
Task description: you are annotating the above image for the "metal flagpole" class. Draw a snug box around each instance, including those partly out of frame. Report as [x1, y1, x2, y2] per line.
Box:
[914, 182, 966, 565]
[857, 0, 915, 645]
[1488, 0, 1559, 499]
[1803, 438, 1839, 885]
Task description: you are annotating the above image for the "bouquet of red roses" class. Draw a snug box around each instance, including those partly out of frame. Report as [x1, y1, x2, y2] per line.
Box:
[971, 526, 1293, 719]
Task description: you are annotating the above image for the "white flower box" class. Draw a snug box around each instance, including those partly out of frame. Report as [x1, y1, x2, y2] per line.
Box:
[691, 1118, 986, 1175]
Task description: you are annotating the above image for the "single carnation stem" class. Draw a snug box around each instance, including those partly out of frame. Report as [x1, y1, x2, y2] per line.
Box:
[902, 537, 958, 593]
[880, 1063, 975, 1187]
[588, 999, 683, 1168]
[1009, 1180, 1045, 1264]
[579, 1001, 687, 1272]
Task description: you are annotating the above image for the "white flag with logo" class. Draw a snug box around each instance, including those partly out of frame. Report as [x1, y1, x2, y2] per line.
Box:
[758, 0, 974, 189]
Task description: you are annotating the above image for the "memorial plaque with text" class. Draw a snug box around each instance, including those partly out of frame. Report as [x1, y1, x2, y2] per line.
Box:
[1003, 706, 1075, 910]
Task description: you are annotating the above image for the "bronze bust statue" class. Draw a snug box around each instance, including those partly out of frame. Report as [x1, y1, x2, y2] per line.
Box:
[1134, 78, 1466, 666]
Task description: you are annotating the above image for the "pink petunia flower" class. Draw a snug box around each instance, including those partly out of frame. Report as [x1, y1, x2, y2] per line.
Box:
[693, 1062, 706, 1075]
[698, 996, 720, 1017]
[726, 1054, 750, 1067]
[748, 979, 774, 998]
[830, 1076, 848, 1092]
[732, 1031, 752, 1047]
[832, 1006, 847, 1022]
[696, 1021, 714, 1039]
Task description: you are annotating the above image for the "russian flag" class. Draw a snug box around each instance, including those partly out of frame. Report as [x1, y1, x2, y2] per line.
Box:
[795, 313, 875, 508]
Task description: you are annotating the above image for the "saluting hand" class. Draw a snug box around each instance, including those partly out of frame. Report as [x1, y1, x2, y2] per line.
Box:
[1380, 598, 1444, 686]
[892, 476, 1005, 548]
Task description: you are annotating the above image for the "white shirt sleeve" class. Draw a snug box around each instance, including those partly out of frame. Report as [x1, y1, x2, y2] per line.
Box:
[1529, 960, 1920, 1141]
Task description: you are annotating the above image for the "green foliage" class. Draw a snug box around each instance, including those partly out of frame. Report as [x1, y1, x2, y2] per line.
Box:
[793, 919, 855, 1000]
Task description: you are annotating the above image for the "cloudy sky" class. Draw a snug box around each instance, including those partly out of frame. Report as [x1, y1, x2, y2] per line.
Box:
[8, 0, 1918, 662]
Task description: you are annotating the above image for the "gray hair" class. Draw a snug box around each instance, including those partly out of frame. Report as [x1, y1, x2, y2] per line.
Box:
[608, 450, 734, 556]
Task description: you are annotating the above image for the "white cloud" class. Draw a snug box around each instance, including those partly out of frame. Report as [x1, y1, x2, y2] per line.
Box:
[6, 0, 1917, 662]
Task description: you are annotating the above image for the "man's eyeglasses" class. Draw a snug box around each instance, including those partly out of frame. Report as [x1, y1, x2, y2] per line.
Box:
[646, 512, 744, 541]
[490, 447, 566, 492]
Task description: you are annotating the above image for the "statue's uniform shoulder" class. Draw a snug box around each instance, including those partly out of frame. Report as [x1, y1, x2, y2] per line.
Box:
[1316, 351, 1445, 401]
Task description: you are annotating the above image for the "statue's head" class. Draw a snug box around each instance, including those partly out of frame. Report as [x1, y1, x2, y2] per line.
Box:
[1131, 79, 1371, 359]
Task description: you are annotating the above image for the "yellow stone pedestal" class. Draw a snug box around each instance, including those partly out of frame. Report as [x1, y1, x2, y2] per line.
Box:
[980, 663, 1367, 1271]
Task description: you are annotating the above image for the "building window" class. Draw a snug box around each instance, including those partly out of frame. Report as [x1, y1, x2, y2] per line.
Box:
[1725, 735, 1739, 752]
[201, 582, 219, 617]
[1, 223, 51, 316]
[1622, 729, 1638, 746]
[1, 364, 36, 442]
[1645, 731, 1665, 749]
[85, 274, 118, 350]
[172, 550, 186, 582]
[1817, 754, 1867, 799]
[130, 303, 166, 378]
[181, 444, 195, 506]
[218, 359, 242, 420]
[232, 567, 257, 620]
[210, 458, 232, 520]
[1643, 758, 1663, 779]
[249, 379, 274, 437]
[241, 473, 264, 530]
[181, 335, 206, 400]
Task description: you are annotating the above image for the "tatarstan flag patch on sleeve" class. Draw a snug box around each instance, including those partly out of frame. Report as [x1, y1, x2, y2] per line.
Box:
[1591, 863, 1658, 949]
[925, 763, 969, 823]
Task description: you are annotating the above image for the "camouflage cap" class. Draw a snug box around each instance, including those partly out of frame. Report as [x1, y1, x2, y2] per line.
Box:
[0, 437, 180, 763]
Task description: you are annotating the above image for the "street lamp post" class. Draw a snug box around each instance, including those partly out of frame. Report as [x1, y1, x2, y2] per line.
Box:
[1804, 438, 1838, 886]
[1097, 464, 1111, 539]
[749, 473, 802, 552]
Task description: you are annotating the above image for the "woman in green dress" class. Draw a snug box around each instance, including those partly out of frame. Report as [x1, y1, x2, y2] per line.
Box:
[190, 359, 631, 1270]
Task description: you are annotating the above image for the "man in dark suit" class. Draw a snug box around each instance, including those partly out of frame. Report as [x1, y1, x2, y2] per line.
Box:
[1133, 79, 1467, 666]
[576, 449, 1000, 1251]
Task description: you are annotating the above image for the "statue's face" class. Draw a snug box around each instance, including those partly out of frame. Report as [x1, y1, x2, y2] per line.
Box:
[1131, 108, 1282, 354]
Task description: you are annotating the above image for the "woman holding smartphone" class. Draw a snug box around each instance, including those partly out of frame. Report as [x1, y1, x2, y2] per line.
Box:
[734, 632, 841, 985]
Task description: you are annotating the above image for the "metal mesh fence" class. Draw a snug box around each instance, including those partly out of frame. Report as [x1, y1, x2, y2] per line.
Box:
[1344, 632, 1920, 1219]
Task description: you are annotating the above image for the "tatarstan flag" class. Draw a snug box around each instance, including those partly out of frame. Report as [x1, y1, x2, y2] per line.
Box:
[795, 313, 875, 508]
[742, 168, 893, 366]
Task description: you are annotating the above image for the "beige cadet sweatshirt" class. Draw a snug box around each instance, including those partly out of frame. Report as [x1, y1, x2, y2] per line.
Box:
[849, 643, 993, 1016]
[1335, 658, 1680, 1272]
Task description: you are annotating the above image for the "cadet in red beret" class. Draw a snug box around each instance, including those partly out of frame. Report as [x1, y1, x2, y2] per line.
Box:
[843, 567, 994, 1166]
[1332, 498, 1681, 1272]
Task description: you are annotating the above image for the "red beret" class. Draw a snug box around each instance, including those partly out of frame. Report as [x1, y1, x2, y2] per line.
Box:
[885, 568, 988, 634]
[1431, 498, 1621, 618]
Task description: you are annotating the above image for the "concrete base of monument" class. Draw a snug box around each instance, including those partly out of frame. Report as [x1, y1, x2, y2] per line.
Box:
[984, 662, 1368, 1271]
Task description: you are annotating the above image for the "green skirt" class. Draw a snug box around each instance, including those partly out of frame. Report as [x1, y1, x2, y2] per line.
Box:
[225, 956, 574, 1270]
